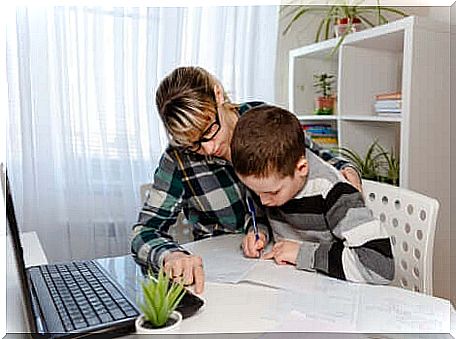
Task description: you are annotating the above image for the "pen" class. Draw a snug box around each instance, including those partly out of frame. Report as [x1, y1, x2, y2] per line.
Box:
[246, 196, 260, 242]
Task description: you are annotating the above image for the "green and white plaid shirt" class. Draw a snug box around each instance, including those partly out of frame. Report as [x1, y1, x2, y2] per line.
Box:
[131, 102, 354, 269]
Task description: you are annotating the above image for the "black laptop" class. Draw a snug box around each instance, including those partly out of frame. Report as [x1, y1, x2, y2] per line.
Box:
[5, 171, 140, 338]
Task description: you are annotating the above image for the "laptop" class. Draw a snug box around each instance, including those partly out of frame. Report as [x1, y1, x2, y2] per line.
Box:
[5, 169, 141, 338]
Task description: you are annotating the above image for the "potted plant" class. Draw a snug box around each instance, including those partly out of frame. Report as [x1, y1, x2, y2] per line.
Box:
[313, 73, 336, 115]
[376, 143, 400, 186]
[282, 1, 408, 54]
[135, 267, 186, 333]
[333, 139, 399, 186]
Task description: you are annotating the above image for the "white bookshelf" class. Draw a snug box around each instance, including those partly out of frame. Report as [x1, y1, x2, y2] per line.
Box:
[289, 16, 450, 299]
[288, 16, 449, 190]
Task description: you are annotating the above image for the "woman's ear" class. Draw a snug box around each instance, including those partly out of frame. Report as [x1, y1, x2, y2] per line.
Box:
[296, 156, 309, 178]
[214, 84, 225, 105]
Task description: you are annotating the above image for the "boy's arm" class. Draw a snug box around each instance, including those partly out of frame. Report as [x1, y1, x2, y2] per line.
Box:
[295, 182, 394, 284]
[130, 150, 191, 270]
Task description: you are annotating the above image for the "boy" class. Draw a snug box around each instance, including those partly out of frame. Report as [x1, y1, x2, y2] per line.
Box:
[231, 104, 394, 284]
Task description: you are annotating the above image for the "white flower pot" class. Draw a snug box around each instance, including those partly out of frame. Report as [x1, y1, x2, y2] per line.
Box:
[135, 311, 183, 334]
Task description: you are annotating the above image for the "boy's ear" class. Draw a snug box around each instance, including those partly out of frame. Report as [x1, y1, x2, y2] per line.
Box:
[296, 156, 309, 177]
[214, 84, 225, 105]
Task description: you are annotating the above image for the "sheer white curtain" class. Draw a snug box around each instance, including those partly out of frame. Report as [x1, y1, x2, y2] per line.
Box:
[6, 6, 278, 262]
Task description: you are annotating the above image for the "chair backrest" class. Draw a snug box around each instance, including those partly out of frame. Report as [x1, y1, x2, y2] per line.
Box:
[362, 180, 439, 295]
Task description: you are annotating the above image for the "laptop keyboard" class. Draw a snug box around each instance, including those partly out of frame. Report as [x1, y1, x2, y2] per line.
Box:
[39, 261, 139, 331]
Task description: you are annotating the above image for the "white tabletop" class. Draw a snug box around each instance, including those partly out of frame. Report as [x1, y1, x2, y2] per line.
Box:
[175, 234, 455, 335]
[7, 232, 456, 337]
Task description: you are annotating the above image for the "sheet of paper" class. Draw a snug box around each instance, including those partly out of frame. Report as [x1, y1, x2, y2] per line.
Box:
[355, 284, 451, 333]
[184, 234, 453, 333]
[183, 234, 260, 284]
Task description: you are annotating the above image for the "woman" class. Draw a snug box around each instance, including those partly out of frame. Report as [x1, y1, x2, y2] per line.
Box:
[130, 66, 361, 294]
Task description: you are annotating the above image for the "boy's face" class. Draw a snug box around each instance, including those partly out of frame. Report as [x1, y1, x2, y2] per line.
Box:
[238, 158, 308, 207]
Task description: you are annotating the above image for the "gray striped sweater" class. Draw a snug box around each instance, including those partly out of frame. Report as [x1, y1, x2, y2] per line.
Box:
[256, 151, 394, 284]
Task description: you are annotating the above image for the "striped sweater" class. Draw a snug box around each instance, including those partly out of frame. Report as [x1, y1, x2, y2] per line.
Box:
[259, 151, 394, 284]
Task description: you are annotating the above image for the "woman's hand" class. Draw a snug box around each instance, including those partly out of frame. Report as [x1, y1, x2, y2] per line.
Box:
[163, 252, 205, 294]
[341, 167, 362, 192]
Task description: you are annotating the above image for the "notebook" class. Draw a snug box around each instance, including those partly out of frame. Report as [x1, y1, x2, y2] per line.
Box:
[4, 168, 141, 338]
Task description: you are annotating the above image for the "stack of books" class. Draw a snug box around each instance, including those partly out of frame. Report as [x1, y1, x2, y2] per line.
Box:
[374, 92, 402, 117]
[302, 124, 338, 149]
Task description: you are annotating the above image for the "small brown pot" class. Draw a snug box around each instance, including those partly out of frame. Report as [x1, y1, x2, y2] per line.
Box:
[335, 17, 363, 37]
[314, 96, 335, 115]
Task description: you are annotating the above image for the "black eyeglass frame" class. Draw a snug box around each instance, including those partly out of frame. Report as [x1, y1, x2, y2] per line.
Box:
[184, 107, 221, 152]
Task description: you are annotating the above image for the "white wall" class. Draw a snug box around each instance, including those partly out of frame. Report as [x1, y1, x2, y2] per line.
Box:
[450, 1, 455, 306]
[275, 6, 453, 303]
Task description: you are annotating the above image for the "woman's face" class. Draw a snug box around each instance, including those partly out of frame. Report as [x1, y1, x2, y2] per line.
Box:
[197, 105, 238, 161]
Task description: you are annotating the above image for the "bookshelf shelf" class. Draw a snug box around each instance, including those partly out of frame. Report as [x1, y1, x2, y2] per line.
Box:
[340, 115, 402, 123]
[297, 115, 338, 121]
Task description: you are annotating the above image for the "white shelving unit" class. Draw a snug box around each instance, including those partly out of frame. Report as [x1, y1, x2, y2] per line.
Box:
[289, 16, 450, 299]
[288, 16, 449, 190]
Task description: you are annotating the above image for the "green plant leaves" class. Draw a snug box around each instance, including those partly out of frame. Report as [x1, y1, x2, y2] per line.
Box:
[138, 267, 185, 328]
[313, 73, 335, 97]
[282, 3, 408, 55]
[333, 139, 400, 185]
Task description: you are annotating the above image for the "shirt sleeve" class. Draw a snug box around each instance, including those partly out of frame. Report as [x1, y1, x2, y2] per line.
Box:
[296, 182, 394, 284]
[130, 150, 190, 270]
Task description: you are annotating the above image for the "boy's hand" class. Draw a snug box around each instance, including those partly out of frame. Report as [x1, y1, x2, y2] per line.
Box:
[242, 231, 267, 258]
[262, 240, 300, 265]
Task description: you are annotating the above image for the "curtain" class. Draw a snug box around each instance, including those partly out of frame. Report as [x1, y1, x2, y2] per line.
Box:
[6, 6, 278, 262]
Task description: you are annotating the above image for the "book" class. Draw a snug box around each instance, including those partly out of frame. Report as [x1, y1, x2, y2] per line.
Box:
[377, 112, 402, 118]
[375, 92, 402, 100]
[375, 108, 401, 113]
[301, 124, 338, 149]
[374, 100, 402, 110]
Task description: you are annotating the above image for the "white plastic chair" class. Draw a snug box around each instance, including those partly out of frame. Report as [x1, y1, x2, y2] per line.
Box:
[362, 180, 439, 295]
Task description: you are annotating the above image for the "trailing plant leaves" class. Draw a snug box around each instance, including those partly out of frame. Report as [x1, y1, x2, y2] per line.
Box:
[283, 7, 327, 35]
[356, 14, 375, 28]
[283, 3, 409, 56]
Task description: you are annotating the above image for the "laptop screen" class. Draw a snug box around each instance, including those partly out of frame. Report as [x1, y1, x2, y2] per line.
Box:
[5, 168, 37, 332]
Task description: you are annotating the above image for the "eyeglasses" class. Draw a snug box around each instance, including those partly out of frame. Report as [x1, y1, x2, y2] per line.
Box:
[185, 107, 221, 152]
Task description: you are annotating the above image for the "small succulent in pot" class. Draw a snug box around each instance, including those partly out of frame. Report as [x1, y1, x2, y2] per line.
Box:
[136, 267, 186, 332]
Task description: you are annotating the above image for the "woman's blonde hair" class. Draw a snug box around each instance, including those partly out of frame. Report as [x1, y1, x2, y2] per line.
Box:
[156, 66, 237, 148]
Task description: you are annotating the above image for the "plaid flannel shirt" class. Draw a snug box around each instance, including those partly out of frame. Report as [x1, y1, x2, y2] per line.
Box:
[130, 102, 354, 269]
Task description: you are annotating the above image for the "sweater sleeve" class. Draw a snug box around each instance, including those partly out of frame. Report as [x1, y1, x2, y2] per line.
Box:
[297, 182, 394, 284]
[130, 149, 190, 270]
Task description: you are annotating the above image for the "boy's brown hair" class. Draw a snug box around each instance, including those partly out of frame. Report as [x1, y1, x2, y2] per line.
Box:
[231, 105, 306, 178]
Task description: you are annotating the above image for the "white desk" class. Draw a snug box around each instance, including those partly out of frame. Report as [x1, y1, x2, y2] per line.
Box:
[7, 232, 456, 338]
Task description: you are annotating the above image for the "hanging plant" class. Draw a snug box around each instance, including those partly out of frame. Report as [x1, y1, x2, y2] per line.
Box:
[282, 1, 408, 55]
